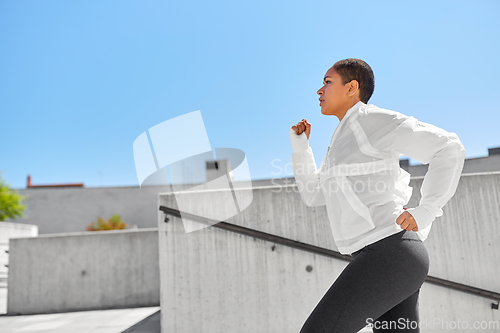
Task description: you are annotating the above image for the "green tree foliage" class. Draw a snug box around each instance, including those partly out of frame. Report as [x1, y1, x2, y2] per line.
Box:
[86, 214, 128, 231]
[0, 171, 26, 222]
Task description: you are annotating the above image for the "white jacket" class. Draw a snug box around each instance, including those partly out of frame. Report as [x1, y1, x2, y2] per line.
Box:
[289, 100, 466, 255]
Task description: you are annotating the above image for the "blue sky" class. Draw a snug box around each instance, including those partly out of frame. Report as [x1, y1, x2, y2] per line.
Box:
[1, 0, 499, 189]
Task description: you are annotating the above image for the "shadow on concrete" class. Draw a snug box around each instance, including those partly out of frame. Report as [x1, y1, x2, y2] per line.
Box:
[121, 310, 160, 333]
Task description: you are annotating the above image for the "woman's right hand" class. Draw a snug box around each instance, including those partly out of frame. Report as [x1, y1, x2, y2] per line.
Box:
[291, 119, 311, 140]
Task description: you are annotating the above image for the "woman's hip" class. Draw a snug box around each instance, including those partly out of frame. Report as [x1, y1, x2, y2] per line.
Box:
[350, 230, 430, 281]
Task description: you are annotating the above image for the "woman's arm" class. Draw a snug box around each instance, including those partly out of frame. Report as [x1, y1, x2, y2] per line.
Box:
[367, 112, 466, 231]
[289, 127, 327, 207]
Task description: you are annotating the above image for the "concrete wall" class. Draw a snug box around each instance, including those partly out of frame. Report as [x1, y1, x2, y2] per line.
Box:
[0, 222, 38, 286]
[5, 153, 498, 236]
[402, 152, 500, 177]
[6, 179, 290, 235]
[407, 171, 500, 293]
[7, 228, 160, 315]
[6, 185, 173, 234]
[0, 222, 38, 314]
[158, 172, 500, 332]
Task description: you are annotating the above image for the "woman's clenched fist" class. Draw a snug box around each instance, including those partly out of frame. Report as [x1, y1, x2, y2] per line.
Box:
[291, 119, 311, 140]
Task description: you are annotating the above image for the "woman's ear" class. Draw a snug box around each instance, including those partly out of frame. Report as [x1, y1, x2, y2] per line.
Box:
[348, 80, 359, 96]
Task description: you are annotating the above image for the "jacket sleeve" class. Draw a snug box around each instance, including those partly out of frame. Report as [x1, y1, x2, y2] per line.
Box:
[366, 112, 466, 231]
[289, 127, 326, 207]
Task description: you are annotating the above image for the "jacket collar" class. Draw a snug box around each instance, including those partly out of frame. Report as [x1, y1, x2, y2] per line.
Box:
[341, 100, 366, 123]
[325, 100, 367, 152]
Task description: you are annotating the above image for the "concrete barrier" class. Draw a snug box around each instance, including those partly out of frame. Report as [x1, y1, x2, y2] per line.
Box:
[158, 172, 500, 332]
[0, 222, 38, 284]
[7, 228, 160, 315]
[0, 222, 38, 314]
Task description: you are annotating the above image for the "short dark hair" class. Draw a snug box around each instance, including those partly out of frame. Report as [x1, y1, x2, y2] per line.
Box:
[332, 58, 375, 104]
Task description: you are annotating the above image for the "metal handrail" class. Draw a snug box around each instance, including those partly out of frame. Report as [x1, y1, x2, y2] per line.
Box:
[159, 205, 500, 302]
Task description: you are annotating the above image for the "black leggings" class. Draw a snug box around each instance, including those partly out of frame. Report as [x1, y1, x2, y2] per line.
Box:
[300, 229, 430, 333]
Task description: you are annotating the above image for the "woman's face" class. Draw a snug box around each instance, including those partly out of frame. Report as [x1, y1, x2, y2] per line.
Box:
[317, 68, 356, 118]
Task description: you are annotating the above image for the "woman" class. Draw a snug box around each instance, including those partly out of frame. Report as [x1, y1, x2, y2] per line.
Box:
[289, 58, 466, 332]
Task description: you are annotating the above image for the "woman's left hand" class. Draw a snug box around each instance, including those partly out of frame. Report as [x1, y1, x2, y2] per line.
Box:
[396, 208, 419, 231]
